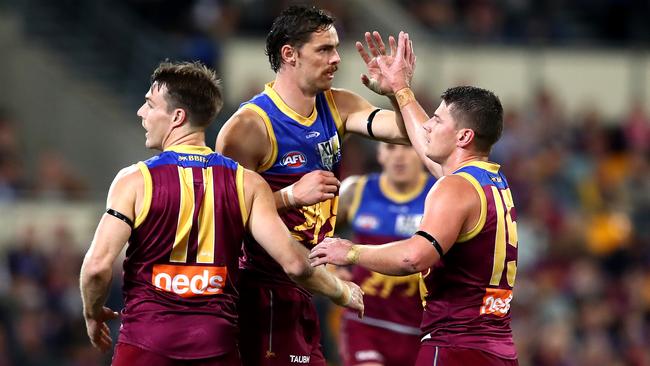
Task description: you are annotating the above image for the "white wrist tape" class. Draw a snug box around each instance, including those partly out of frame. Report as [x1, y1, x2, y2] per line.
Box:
[281, 185, 296, 207]
[333, 277, 350, 306]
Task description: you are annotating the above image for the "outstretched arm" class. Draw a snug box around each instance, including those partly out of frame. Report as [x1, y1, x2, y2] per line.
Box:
[337, 32, 410, 144]
[340, 31, 442, 177]
[376, 32, 443, 177]
[243, 168, 364, 317]
[80, 165, 140, 352]
[310, 176, 476, 275]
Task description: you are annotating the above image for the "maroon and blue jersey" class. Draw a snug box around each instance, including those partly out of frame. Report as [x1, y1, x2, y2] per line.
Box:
[345, 173, 435, 334]
[238, 83, 344, 287]
[421, 161, 518, 359]
[118, 145, 248, 359]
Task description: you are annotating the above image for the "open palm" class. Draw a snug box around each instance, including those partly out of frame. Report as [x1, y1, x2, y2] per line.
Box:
[357, 31, 415, 95]
[376, 32, 416, 94]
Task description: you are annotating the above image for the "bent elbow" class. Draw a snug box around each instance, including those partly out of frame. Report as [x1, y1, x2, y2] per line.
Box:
[399, 250, 433, 274]
[284, 258, 312, 281]
[80, 259, 112, 285]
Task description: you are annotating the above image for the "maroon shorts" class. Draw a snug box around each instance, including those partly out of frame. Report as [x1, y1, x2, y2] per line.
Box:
[238, 281, 325, 366]
[340, 318, 420, 366]
[415, 345, 519, 366]
[112, 342, 241, 366]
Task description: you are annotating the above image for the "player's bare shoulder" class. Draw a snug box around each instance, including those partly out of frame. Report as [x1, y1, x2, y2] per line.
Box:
[216, 107, 270, 170]
[427, 175, 475, 203]
[105, 164, 143, 218]
[109, 164, 143, 194]
[339, 174, 363, 201]
[426, 174, 481, 228]
[240, 167, 274, 218]
[330, 88, 372, 122]
[337, 174, 364, 223]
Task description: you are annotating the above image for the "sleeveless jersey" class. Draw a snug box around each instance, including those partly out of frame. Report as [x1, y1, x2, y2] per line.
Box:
[238, 83, 343, 287]
[118, 145, 248, 359]
[420, 161, 518, 359]
[345, 173, 435, 334]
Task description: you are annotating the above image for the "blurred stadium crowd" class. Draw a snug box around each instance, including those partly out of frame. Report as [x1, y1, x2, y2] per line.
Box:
[1, 1, 649, 365]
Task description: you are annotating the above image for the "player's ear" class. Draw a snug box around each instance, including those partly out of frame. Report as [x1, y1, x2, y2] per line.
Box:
[457, 128, 474, 148]
[281, 44, 297, 66]
[171, 108, 187, 127]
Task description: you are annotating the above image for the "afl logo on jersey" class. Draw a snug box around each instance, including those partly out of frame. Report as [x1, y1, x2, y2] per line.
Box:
[355, 214, 379, 230]
[281, 151, 307, 168]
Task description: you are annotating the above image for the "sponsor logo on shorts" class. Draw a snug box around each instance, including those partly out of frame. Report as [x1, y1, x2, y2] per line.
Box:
[305, 131, 320, 139]
[480, 288, 513, 317]
[289, 355, 310, 364]
[151, 264, 227, 298]
[281, 151, 307, 168]
[355, 350, 383, 362]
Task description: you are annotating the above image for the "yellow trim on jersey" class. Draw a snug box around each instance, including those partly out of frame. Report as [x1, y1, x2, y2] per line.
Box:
[264, 82, 318, 126]
[455, 172, 487, 242]
[489, 186, 507, 286]
[459, 161, 500, 174]
[241, 103, 278, 173]
[507, 260, 517, 287]
[324, 89, 345, 137]
[133, 161, 153, 229]
[326, 195, 339, 239]
[197, 167, 215, 264]
[171, 167, 194, 263]
[135, 162, 152, 228]
[379, 173, 428, 204]
[165, 145, 213, 155]
[236, 165, 248, 227]
[347, 176, 368, 223]
[419, 268, 431, 306]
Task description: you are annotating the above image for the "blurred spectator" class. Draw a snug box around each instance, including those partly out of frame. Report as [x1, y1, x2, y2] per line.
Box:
[623, 101, 650, 153]
[33, 150, 88, 201]
[1, 2, 650, 364]
[0, 110, 26, 201]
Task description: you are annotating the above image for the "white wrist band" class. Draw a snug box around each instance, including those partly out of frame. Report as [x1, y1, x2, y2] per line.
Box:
[279, 189, 288, 207]
[281, 185, 296, 207]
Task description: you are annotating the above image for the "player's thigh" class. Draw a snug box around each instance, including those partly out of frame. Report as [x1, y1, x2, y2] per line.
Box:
[239, 286, 324, 366]
[112, 342, 176, 366]
[112, 343, 241, 366]
[189, 350, 241, 366]
[415, 345, 519, 366]
[341, 319, 420, 366]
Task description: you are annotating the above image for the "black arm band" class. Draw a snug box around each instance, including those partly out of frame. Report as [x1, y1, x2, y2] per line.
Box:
[106, 208, 134, 229]
[366, 108, 381, 138]
[415, 230, 444, 257]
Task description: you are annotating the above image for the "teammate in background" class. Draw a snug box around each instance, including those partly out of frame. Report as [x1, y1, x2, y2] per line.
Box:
[336, 142, 435, 366]
[79, 61, 363, 366]
[311, 33, 519, 365]
[216, 6, 438, 366]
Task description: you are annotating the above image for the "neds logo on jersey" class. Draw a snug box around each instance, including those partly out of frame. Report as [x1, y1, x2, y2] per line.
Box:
[281, 151, 307, 168]
[152, 264, 227, 298]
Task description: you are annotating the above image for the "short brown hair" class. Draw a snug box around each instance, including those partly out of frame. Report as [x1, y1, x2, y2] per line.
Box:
[265, 6, 335, 73]
[151, 61, 223, 128]
[441, 86, 503, 153]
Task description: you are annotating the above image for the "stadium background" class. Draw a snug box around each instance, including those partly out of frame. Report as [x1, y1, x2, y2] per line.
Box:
[0, 0, 649, 365]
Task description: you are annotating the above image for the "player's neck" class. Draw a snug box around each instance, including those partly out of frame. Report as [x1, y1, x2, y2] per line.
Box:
[273, 74, 317, 117]
[162, 131, 207, 150]
[442, 152, 488, 174]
